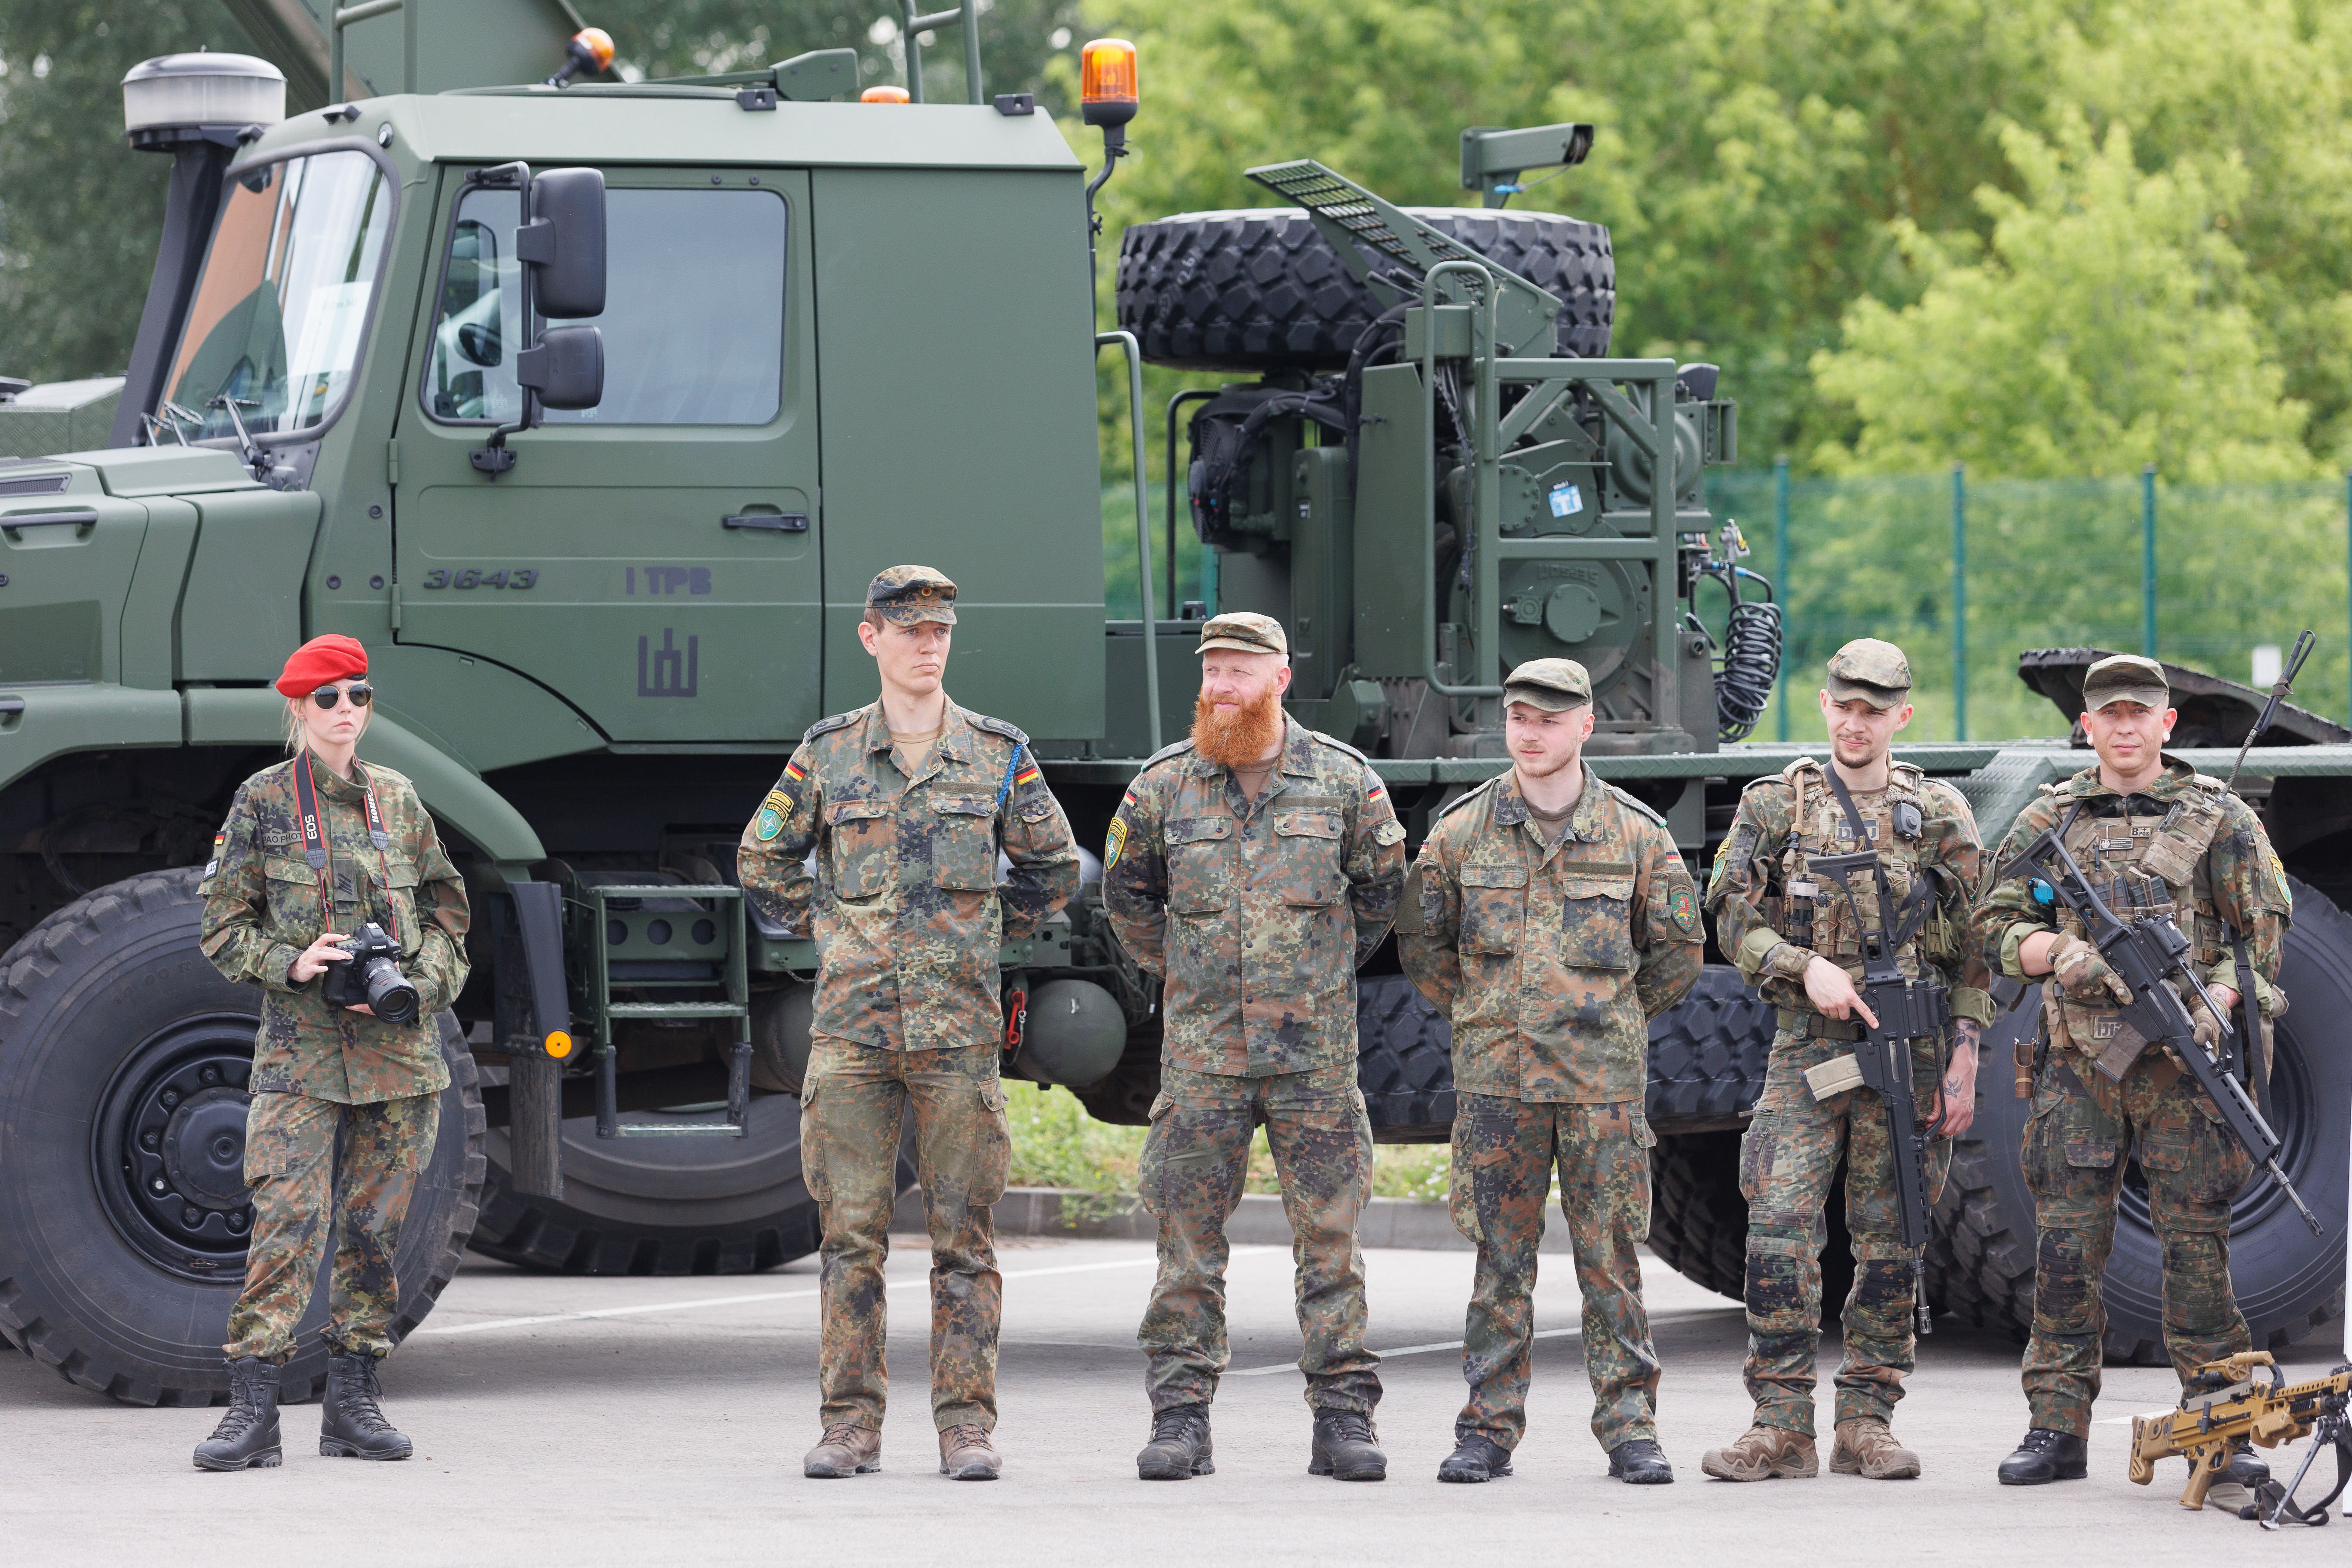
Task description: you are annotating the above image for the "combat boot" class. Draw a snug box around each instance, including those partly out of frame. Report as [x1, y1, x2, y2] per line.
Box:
[1437, 1431, 1513, 1483]
[1308, 1410, 1387, 1482]
[1700, 1424, 1818, 1481]
[1608, 1438, 1675, 1484]
[192, 1357, 283, 1471]
[319, 1351, 413, 1461]
[938, 1424, 1001, 1481]
[1995, 1428, 2087, 1484]
[804, 1424, 882, 1478]
[1831, 1418, 1921, 1479]
[1136, 1404, 1214, 1480]
[2227, 1438, 2270, 1488]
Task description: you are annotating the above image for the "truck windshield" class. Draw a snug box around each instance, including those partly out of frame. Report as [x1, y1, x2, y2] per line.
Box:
[162, 150, 392, 443]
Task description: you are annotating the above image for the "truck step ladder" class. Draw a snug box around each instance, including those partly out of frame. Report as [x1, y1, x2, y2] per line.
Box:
[578, 882, 751, 1139]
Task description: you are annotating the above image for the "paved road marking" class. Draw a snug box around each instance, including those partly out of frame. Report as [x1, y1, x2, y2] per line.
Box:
[426, 1246, 1281, 1337]
[1226, 1326, 1582, 1377]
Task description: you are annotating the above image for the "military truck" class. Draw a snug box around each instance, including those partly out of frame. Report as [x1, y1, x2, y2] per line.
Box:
[0, 2, 2341, 1408]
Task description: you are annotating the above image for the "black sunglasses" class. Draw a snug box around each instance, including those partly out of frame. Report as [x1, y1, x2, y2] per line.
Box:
[309, 683, 374, 710]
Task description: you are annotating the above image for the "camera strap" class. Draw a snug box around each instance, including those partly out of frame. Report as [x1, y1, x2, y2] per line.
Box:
[292, 752, 399, 943]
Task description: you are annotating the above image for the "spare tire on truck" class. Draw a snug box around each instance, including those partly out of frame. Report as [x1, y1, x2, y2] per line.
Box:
[0, 869, 483, 1406]
[1929, 877, 2350, 1360]
[1118, 207, 1614, 372]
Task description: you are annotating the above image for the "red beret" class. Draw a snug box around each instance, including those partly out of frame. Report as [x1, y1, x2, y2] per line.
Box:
[275, 634, 369, 697]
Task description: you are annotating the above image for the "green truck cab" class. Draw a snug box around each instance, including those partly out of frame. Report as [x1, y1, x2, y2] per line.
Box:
[0, 7, 2339, 1406]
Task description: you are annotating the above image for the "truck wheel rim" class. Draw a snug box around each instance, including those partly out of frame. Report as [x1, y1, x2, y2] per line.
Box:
[90, 1014, 258, 1284]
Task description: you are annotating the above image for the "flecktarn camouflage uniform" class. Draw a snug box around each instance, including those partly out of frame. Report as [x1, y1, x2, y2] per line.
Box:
[1707, 753, 1991, 1436]
[1103, 717, 1406, 1415]
[199, 753, 469, 1361]
[738, 692, 1078, 1436]
[1978, 755, 2289, 1436]
[1398, 765, 1703, 1452]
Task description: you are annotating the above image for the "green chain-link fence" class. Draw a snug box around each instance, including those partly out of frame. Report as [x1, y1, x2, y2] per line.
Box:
[1107, 468, 2352, 744]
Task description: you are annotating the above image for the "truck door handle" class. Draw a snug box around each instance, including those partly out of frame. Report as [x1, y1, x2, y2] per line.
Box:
[722, 511, 809, 533]
[0, 508, 98, 534]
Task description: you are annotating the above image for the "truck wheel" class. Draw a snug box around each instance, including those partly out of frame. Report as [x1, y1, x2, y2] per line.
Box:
[1929, 877, 2352, 1360]
[1118, 206, 1614, 372]
[1356, 973, 1455, 1139]
[0, 870, 483, 1405]
[471, 1100, 915, 1275]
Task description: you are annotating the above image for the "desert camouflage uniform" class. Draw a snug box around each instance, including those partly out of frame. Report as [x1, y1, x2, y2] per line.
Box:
[199, 753, 469, 1361]
[1103, 717, 1406, 1415]
[738, 696, 1078, 1434]
[1398, 766, 1703, 1451]
[1977, 756, 2290, 1436]
[1708, 757, 1991, 1436]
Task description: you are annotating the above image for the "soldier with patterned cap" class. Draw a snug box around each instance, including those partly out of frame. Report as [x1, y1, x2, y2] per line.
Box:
[738, 565, 1080, 1484]
[1397, 658, 1704, 1487]
[1700, 637, 1991, 1483]
[1102, 610, 1408, 1484]
[1976, 652, 2290, 1491]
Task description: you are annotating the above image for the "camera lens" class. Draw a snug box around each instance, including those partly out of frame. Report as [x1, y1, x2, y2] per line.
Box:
[364, 956, 421, 1024]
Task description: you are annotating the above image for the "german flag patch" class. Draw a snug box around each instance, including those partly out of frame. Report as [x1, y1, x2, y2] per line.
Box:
[784, 757, 807, 782]
[1013, 760, 1041, 787]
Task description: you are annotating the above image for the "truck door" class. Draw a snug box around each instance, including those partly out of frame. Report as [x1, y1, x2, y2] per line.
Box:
[392, 167, 820, 742]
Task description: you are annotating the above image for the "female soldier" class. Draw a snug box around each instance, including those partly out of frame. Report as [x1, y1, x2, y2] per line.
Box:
[190, 634, 470, 1471]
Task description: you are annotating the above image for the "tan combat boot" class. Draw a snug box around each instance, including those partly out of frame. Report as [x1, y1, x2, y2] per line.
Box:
[1699, 1424, 1819, 1481]
[803, 1423, 882, 1478]
[939, 1423, 1002, 1481]
[1831, 1418, 1921, 1479]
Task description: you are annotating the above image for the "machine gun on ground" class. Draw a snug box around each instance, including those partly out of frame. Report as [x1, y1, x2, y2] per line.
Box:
[2129, 1352, 2352, 1522]
[1999, 830, 2323, 1235]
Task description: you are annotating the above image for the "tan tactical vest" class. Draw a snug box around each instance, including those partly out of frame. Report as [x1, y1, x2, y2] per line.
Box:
[2040, 775, 2232, 1066]
[1773, 757, 1935, 979]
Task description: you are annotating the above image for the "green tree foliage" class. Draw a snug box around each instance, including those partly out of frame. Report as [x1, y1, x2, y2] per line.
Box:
[0, 1, 259, 383]
[1809, 115, 2320, 481]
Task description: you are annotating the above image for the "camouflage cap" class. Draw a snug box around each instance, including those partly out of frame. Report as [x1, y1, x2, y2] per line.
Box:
[1197, 610, 1287, 657]
[2082, 652, 2169, 712]
[867, 564, 957, 626]
[1826, 637, 1913, 710]
[1503, 657, 1592, 712]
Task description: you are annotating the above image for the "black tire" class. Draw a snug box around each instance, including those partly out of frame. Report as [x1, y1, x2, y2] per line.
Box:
[0, 870, 483, 1405]
[1646, 963, 1775, 1123]
[470, 1093, 916, 1275]
[1930, 877, 2351, 1360]
[1357, 973, 1456, 1140]
[1648, 1130, 1746, 1301]
[1118, 206, 1614, 373]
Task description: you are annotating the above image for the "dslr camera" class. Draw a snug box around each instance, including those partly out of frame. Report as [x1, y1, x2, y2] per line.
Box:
[320, 922, 422, 1024]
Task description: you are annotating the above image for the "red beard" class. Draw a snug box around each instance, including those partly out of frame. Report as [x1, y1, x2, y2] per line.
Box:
[1191, 687, 1285, 768]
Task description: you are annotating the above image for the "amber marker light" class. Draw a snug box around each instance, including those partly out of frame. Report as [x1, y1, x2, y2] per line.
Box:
[861, 85, 912, 104]
[544, 1030, 575, 1060]
[545, 27, 616, 88]
[1079, 38, 1138, 128]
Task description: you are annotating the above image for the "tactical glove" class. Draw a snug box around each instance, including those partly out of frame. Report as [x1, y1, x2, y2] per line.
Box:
[2048, 933, 2132, 1005]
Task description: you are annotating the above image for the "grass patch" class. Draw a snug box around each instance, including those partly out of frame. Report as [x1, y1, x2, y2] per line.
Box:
[1004, 1081, 1454, 1207]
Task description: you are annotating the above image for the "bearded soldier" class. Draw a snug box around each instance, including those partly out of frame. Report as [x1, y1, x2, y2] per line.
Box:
[1700, 639, 1989, 1483]
[1102, 612, 1408, 1483]
[1978, 653, 2288, 1490]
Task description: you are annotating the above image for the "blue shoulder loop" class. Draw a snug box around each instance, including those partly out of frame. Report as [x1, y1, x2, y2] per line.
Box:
[995, 743, 1027, 812]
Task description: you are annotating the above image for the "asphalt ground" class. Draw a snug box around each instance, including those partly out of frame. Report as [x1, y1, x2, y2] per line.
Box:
[3, 1235, 2344, 1565]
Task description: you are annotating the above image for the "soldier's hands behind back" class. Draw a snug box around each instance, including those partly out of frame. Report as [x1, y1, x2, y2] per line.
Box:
[2048, 933, 2132, 1005]
[1803, 956, 1879, 1029]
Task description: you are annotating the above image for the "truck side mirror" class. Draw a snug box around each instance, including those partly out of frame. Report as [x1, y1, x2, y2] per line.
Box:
[521, 168, 606, 319]
[520, 324, 604, 410]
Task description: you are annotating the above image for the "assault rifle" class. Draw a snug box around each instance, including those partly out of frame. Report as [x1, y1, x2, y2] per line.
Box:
[1798, 772, 1948, 1337]
[2128, 1351, 2352, 1523]
[1999, 830, 2322, 1235]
